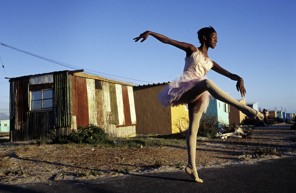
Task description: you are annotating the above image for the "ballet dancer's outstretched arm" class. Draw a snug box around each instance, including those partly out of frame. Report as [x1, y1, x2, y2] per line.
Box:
[212, 61, 246, 97]
[133, 31, 195, 57]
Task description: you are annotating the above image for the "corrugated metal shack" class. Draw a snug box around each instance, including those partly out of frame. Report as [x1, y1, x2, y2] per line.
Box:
[9, 70, 136, 141]
[134, 83, 188, 135]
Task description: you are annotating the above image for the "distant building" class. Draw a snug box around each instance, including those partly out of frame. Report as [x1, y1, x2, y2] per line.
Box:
[286, 113, 295, 121]
[268, 110, 277, 119]
[247, 102, 259, 111]
[0, 119, 10, 133]
[277, 111, 285, 119]
[229, 99, 247, 126]
[9, 70, 137, 141]
[134, 83, 188, 135]
[206, 98, 229, 126]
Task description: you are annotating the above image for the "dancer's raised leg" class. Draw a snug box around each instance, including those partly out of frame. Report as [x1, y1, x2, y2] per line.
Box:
[180, 79, 264, 120]
[185, 104, 203, 183]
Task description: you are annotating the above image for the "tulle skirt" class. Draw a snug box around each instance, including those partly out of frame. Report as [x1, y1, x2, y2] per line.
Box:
[158, 74, 211, 113]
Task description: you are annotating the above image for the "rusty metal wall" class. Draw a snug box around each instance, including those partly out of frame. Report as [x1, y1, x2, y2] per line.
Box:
[28, 111, 54, 139]
[109, 83, 119, 125]
[9, 78, 30, 141]
[95, 80, 105, 127]
[134, 84, 172, 135]
[86, 79, 97, 125]
[71, 75, 89, 127]
[53, 72, 71, 129]
[10, 71, 137, 141]
[122, 86, 132, 125]
[10, 76, 55, 141]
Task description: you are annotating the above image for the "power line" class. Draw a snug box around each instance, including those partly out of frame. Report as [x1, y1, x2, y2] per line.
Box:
[0, 56, 8, 77]
[0, 42, 152, 84]
[0, 42, 80, 70]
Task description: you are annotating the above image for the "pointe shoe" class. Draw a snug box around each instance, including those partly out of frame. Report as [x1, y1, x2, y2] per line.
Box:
[250, 110, 266, 126]
[185, 166, 203, 183]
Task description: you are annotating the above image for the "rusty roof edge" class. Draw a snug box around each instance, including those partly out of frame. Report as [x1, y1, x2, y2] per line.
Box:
[72, 71, 135, 86]
[8, 69, 136, 86]
[134, 81, 171, 89]
[7, 69, 84, 81]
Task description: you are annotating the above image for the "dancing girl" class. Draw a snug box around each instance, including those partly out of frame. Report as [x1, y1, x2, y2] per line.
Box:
[134, 26, 264, 183]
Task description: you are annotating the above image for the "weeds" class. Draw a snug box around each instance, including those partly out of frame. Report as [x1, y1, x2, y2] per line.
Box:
[239, 147, 282, 160]
[48, 116, 220, 147]
[49, 125, 111, 145]
[198, 115, 219, 138]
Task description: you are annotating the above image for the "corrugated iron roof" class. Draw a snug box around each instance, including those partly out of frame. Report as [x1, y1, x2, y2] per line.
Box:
[8, 69, 135, 86]
[134, 81, 171, 90]
[73, 71, 135, 86]
[8, 69, 83, 81]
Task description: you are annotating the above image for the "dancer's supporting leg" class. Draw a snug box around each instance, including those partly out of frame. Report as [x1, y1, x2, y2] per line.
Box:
[180, 79, 264, 120]
[185, 104, 203, 183]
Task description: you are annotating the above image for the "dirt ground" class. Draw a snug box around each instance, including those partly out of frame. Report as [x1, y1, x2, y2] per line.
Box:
[0, 125, 295, 185]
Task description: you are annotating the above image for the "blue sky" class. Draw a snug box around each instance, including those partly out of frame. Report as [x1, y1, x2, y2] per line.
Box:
[0, 0, 295, 116]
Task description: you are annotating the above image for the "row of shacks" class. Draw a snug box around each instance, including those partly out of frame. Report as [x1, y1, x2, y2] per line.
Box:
[9, 70, 188, 141]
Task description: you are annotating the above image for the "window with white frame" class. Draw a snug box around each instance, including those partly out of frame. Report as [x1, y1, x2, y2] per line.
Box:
[31, 89, 53, 110]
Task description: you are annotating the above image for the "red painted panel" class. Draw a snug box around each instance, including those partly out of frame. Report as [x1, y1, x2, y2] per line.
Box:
[72, 76, 89, 127]
[122, 86, 131, 125]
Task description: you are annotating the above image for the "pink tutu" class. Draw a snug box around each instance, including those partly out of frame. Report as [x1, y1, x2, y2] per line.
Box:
[158, 74, 211, 113]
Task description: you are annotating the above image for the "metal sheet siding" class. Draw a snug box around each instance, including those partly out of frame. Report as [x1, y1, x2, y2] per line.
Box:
[10, 70, 137, 140]
[95, 80, 105, 127]
[102, 82, 111, 125]
[29, 74, 53, 85]
[102, 82, 111, 112]
[10, 78, 30, 141]
[28, 111, 54, 139]
[10, 77, 55, 141]
[54, 72, 71, 128]
[134, 84, 172, 135]
[115, 84, 125, 125]
[86, 78, 98, 125]
[72, 76, 89, 127]
[109, 83, 119, 125]
[122, 86, 131, 125]
[127, 86, 137, 124]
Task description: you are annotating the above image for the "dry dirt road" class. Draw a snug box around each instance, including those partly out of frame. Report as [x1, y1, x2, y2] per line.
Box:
[0, 125, 295, 185]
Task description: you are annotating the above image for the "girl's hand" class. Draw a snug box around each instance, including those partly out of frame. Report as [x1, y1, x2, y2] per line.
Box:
[236, 78, 246, 97]
[133, 31, 150, 42]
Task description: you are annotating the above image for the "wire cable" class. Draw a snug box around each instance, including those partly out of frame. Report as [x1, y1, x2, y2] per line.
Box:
[0, 42, 152, 84]
[0, 56, 8, 77]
